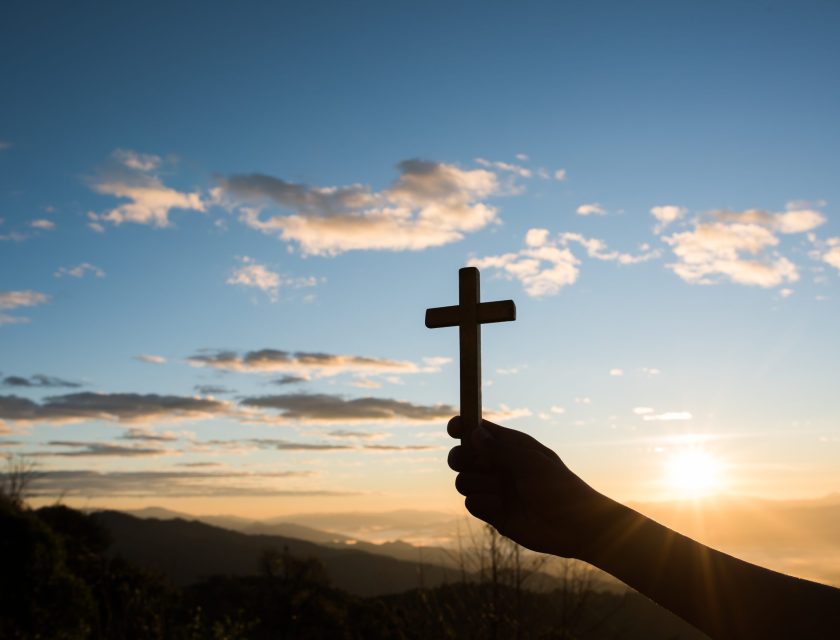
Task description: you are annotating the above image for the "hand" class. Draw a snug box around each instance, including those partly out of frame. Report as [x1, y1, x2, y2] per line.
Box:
[447, 417, 612, 559]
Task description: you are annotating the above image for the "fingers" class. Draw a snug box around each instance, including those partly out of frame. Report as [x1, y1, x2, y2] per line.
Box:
[447, 416, 463, 439]
[448, 415, 558, 462]
[478, 420, 559, 460]
[455, 472, 501, 496]
[464, 494, 506, 529]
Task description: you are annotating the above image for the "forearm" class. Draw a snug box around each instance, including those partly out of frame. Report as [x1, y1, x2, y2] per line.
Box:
[573, 496, 840, 639]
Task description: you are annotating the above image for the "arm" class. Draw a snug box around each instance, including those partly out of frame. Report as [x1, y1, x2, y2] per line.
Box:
[447, 417, 840, 640]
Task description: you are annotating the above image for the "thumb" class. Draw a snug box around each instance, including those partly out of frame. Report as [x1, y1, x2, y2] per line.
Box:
[472, 423, 557, 474]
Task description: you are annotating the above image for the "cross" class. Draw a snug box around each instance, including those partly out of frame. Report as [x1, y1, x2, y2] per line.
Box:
[425, 267, 516, 443]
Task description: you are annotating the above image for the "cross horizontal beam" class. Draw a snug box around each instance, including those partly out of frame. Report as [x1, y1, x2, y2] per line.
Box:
[424, 300, 516, 328]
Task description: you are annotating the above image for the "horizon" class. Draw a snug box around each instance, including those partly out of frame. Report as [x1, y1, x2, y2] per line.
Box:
[3, 0, 840, 532]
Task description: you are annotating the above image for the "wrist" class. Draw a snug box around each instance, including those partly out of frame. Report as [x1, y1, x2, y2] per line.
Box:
[572, 493, 638, 564]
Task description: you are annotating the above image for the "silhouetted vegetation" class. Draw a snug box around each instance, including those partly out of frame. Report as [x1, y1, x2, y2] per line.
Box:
[0, 471, 707, 639]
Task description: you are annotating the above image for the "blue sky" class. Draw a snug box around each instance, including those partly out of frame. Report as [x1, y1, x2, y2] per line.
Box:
[2, 0, 840, 517]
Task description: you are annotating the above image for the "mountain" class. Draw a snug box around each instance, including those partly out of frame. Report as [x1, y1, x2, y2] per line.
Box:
[93, 510, 460, 597]
[120, 506, 461, 569]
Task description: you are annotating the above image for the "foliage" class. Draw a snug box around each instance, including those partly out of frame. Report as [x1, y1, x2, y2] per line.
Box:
[0, 487, 707, 639]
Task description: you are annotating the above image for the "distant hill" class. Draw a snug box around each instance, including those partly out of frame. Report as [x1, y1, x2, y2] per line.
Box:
[121, 506, 461, 569]
[93, 510, 460, 597]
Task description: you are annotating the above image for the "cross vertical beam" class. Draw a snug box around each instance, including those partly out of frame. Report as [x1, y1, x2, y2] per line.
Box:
[459, 267, 481, 438]
[425, 267, 516, 443]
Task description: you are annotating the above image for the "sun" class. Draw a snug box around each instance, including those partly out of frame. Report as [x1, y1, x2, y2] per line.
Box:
[665, 449, 724, 498]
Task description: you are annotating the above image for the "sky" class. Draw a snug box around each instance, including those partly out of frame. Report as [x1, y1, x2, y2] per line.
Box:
[2, 0, 840, 520]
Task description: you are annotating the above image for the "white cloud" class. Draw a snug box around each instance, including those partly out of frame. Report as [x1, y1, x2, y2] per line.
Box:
[560, 232, 660, 265]
[54, 263, 105, 279]
[550, 405, 566, 414]
[226, 257, 318, 302]
[472, 229, 658, 297]
[227, 257, 281, 301]
[823, 238, 840, 272]
[712, 206, 826, 234]
[553, 169, 567, 182]
[187, 348, 426, 380]
[471, 245, 579, 297]
[112, 149, 161, 172]
[218, 159, 501, 256]
[663, 222, 798, 287]
[576, 203, 606, 216]
[476, 157, 532, 178]
[31, 219, 55, 230]
[779, 288, 794, 298]
[421, 356, 452, 370]
[0, 290, 47, 310]
[643, 411, 693, 421]
[88, 149, 205, 228]
[515, 153, 529, 161]
[574, 396, 591, 405]
[0, 290, 48, 325]
[640, 367, 661, 376]
[609, 368, 624, 377]
[650, 205, 686, 232]
[633, 407, 654, 415]
[134, 354, 166, 364]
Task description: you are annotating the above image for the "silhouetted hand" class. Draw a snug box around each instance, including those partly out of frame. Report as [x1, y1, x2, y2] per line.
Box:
[447, 416, 611, 559]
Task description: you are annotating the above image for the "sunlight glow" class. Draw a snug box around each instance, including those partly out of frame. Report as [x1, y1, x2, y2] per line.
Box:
[665, 449, 724, 498]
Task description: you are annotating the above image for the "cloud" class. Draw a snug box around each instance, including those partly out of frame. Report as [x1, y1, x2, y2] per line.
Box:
[0, 290, 48, 310]
[663, 222, 799, 287]
[1, 374, 83, 389]
[26, 469, 334, 498]
[553, 169, 567, 182]
[206, 435, 437, 453]
[362, 444, 438, 451]
[650, 205, 686, 232]
[271, 375, 307, 386]
[823, 238, 840, 272]
[476, 157, 532, 178]
[471, 229, 657, 297]
[574, 396, 591, 405]
[240, 393, 454, 424]
[0, 140, 11, 150]
[0, 392, 228, 426]
[712, 205, 826, 234]
[112, 149, 161, 172]
[0, 290, 48, 325]
[633, 407, 654, 415]
[30, 219, 55, 230]
[217, 159, 501, 255]
[34, 440, 169, 457]
[187, 348, 424, 379]
[54, 262, 105, 278]
[609, 368, 624, 377]
[326, 429, 386, 440]
[642, 411, 693, 421]
[226, 257, 318, 302]
[194, 384, 235, 395]
[576, 203, 606, 216]
[121, 427, 179, 442]
[87, 149, 205, 228]
[550, 405, 566, 414]
[134, 354, 166, 364]
[559, 233, 661, 265]
[470, 243, 579, 298]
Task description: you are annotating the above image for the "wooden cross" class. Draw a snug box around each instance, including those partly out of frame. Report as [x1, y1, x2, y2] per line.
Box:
[425, 267, 516, 442]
